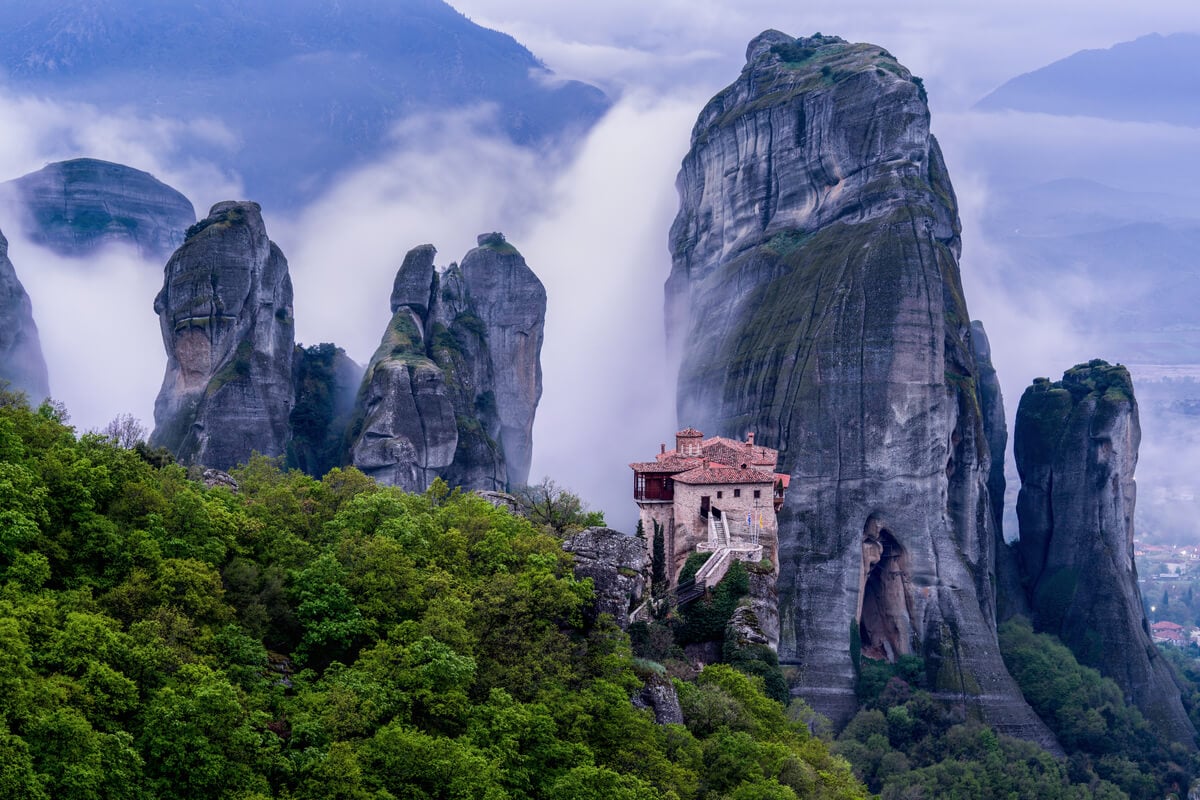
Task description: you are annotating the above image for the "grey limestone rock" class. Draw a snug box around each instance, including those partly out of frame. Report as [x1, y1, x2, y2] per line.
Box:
[971, 321, 1027, 621]
[348, 301, 457, 492]
[461, 232, 546, 487]
[201, 468, 239, 492]
[633, 674, 684, 726]
[747, 570, 780, 650]
[562, 526, 647, 629]
[666, 30, 1057, 748]
[5, 158, 195, 258]
[348, 236, 545, 492]
[0, 229, 49, 401]
[726, 605, 771, 649]
[150, 201, 294, 470]
[1014, 360, 1196, 747]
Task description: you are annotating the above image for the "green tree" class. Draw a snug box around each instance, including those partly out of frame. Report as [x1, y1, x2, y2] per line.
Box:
[512, 478, 604, 535]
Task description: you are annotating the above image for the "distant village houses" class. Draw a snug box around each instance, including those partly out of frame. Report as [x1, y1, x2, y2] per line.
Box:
[631, 428, 788, 587]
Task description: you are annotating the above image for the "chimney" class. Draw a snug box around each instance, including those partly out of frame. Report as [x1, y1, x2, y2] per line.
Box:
[747, 431, 756, 446]
[660, 443, 666, 455]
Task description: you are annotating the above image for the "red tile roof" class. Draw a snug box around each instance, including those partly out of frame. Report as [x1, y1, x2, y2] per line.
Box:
[676, 427, 703, 437]
[672, 465, 776, 485]
[700, 442, 750, 466]
[629, 457, 701, 473]
[701, 436, 778, 465]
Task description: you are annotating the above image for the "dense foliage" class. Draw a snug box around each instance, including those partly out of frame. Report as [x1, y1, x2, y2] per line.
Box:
[830, 618, 1199, 799]
[0, 393, 866, 799]
[1000, 617, 1196, 799]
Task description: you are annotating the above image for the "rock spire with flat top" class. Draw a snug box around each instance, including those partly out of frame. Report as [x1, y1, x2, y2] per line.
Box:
[666, 30, 1057, 748]
[1014, 360, 1196, 747]
[150, 201, 294, 469]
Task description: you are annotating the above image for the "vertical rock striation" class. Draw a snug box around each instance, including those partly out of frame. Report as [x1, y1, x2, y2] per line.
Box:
[150, 201, 294, 469]
[349, 244, 458, 491]
[348, 234, 545, 492]
[666, 30, 1055, 746]
[0, 229, 50, 401]
[971, 321, 1026, 621]
[5, 158, 196, 259]
[1014, 360, 1196, 746]
[461, 233, 546, 487]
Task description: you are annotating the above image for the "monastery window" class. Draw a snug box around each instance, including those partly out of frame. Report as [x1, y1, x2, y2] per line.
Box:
[636, 474, 645, 497]
[733, 489, 741, 498]
[754, 490, 761, 499]
[717, 491, 723, 499]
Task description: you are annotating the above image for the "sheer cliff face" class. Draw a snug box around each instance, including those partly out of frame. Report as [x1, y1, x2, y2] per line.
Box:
[459, 235, 546, 487]
[1015, 362, 1196, 746]
[667, 31, 1054, 744]
[0, 229, 49, 401]
[5, 158, 196, 259]
[348, 234, 545, 492]
[150, 202, 294, 469]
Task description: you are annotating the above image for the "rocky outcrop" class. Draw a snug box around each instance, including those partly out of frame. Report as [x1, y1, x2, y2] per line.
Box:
[562, 526, 647, 629]
[0, 229, 49, 400]
[150, 201, 294, 470]
[4, 158, 195, 258]
[666, 30, 1056, 746]
[348, 235, 544, 492]
[1014, 360, 1196, 746]
[633, 674, 684, 726]
[747, 570, 780, 650]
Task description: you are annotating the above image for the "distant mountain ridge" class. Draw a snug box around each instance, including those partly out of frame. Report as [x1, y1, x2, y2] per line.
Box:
[0, 0, 610, 209]
[975, 32, 1200, 126]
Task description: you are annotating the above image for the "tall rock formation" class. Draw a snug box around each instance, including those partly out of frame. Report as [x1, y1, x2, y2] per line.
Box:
[460, 233, 546, 487]
[4, 158, 196, 258]
[1014, 360, 1196, 746]
[150, 202, 294, 469]
[348, 234, 545, 492]
[0, 229, 49, 400]
[666, 30, 1055, 746]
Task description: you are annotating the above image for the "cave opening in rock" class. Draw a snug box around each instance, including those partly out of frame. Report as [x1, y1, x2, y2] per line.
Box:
[858, 521, 913, 663]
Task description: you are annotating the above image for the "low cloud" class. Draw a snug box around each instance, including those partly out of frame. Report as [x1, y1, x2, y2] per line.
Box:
[5, 231, 165, 436]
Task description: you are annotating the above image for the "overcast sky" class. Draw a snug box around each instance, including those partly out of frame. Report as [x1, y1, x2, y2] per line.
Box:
[4, 1, 1198, 526]
[453, 0, 1199, 108]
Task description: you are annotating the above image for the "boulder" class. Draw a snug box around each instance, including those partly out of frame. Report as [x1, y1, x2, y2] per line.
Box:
[562, 526, 647, 629]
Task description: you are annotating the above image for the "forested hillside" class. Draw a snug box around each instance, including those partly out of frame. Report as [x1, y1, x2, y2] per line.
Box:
[0, 390, 865, 800]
